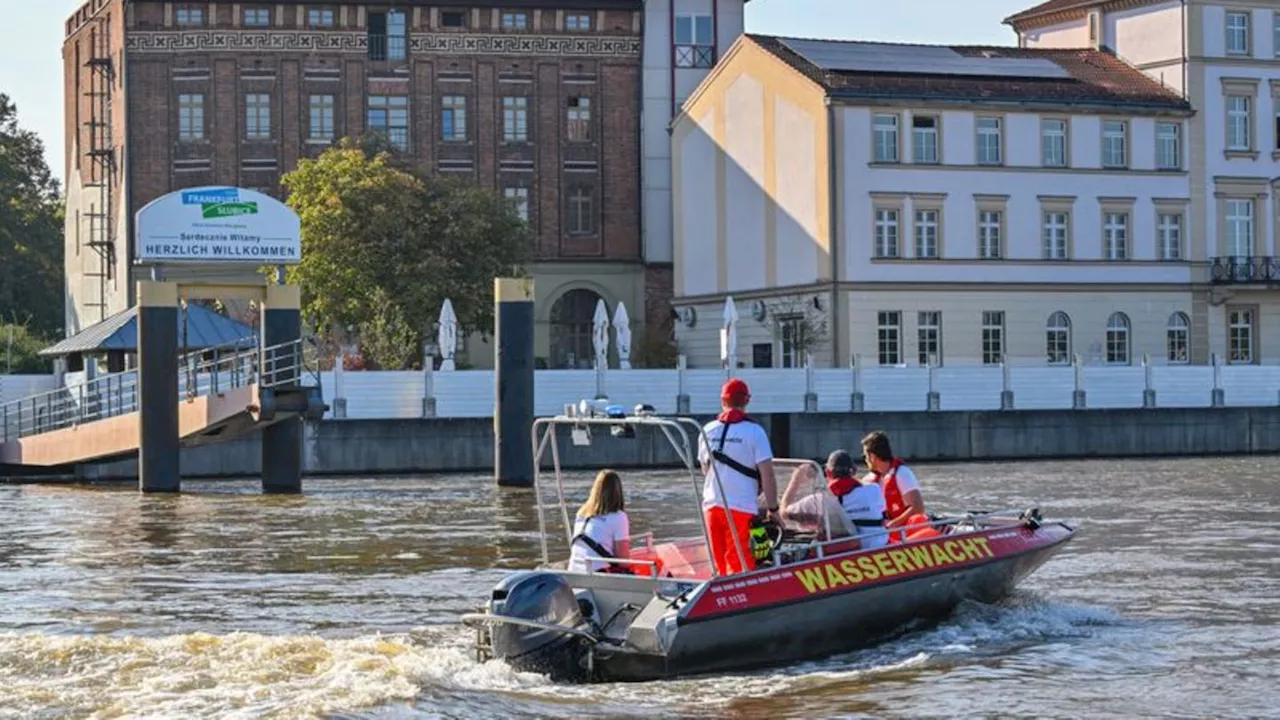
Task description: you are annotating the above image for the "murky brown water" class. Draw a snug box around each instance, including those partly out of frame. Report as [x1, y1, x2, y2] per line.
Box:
[0, 457, 1277, 719]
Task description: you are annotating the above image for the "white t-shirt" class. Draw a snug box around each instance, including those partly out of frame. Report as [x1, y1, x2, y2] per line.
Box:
[836, 483, 889, 549]
[697, 418, 773, 514]
[567, 511, 630, 573]
[865, 464, 921, 499]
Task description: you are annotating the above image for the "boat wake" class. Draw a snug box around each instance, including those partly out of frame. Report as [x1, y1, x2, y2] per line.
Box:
[0, 593, 1136, 720]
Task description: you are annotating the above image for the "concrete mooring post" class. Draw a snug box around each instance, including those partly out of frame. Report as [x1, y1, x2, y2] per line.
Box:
[260, 283, 303, 494]
[494, 277, 535, 488]
[137, 281, 181, 493]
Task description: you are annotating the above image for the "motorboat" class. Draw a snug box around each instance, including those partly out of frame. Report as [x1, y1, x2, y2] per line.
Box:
[461, 403, 1076, 683]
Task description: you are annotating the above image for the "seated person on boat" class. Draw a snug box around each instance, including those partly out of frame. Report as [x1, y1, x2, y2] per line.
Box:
[861, 431, 941, 543]
[567, 469, 632, 574]
[824, 449, 891, 549]
[697, 378, 780, 576]
[779, 462, 854, 541]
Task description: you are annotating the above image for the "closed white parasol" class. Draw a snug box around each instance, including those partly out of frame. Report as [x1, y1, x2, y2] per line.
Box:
[438, 298, 458, 371]
[612, 302, 632, 369]
[721, 296, 738, 370]
[592, 298, 610, 370]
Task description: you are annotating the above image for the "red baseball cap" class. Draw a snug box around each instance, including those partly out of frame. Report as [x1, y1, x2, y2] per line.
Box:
[721, 378, 750, 400]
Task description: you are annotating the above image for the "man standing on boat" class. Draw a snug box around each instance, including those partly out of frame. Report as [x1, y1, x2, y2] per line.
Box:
[697, 378, 780, 576]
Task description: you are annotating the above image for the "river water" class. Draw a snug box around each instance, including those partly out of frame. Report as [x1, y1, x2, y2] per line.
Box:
[0, 457, 1276, 719]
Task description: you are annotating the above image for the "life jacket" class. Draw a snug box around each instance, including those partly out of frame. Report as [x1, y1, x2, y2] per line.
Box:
[827, 474, 887, 530]
[874, 458, 909, 519]
[709, 409, 762, 488]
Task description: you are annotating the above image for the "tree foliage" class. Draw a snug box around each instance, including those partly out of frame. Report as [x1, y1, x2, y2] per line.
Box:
[282, 138, 530, 369]
[0, 323, 53, 374]
[0, 93, 63, 338]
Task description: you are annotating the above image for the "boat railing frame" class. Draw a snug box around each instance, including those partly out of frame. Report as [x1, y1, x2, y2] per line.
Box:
[532, 408, 758, 578]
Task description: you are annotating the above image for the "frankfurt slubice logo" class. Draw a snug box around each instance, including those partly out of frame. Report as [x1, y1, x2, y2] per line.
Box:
[181, 187, 260, 220]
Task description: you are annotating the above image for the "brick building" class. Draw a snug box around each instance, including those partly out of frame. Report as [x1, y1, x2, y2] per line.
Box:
[62, 0, 745, 369]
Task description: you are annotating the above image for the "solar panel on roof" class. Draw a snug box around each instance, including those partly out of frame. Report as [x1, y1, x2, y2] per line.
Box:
[776, 38, 1072, 80]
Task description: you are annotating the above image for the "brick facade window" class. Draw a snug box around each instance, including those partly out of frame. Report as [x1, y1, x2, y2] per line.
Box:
[440, 11, 466, 28]
[567, 185, 595, 235]
[243, 7, 271, 27]
[176, 6, 205, 26]
[367, 95, 409, 151]
[368, 10, 406, 61]
[502, 96, 528, 142]
[504, 186, 529, 221]
[567, 97, 590, 141]
[674, 14, 714, 68]
[501, 12, 528, 30]
[441, 95, 467, 141]
[178, 93, 205, 141]
[308, 8, 335, 27]
[309, 94, 335, 141]
[565, 13, 591, 31]
[245, 93, 271, 139]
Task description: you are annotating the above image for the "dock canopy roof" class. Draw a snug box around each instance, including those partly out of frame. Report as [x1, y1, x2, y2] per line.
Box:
[39, 304, 256, 358]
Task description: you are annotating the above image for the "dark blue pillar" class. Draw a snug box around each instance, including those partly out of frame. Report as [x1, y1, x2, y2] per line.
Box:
[494, 277, 535, 487]
[261, 283, 303, 494]
[137, 281, 181, 493]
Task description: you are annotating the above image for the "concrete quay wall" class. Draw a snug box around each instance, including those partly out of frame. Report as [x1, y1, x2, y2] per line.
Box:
[74, 407, 1280, 480]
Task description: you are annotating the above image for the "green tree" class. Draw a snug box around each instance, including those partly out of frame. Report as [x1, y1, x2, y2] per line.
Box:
[282, 138, 530, 369]
[1, 323, 53, 374]
[0, 93, 64, 339]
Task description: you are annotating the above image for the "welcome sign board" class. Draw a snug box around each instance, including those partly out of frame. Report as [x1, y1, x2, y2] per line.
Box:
[134, 186, 302, 264]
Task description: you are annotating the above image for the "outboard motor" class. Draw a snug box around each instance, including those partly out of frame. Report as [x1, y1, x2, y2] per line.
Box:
[486, 571, 594, 682]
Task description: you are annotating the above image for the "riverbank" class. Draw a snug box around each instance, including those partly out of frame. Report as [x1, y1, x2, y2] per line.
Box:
[56, 406, 1280, 480]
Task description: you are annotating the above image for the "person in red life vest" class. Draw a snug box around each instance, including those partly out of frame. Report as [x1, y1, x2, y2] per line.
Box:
[860, 431, 940, 543]
[696, 378, 779, 576]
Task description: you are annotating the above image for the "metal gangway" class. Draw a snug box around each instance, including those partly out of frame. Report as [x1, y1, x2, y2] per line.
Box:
[0, 338, 323, 466]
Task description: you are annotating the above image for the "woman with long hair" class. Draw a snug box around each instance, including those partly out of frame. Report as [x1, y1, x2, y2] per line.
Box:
[567, 469, 632, 573]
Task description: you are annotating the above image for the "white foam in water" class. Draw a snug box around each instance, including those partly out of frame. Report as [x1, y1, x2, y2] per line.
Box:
[0, 596, 1124, 719]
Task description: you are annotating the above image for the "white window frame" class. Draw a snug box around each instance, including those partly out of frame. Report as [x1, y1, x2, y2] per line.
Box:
[178, 93, 204, 141]
[1156, 122, 1180, 170]
[565, 13, 592, 31]
[309, 94, 335, 141]
[674, 14, 714, 68]
[504, 187, 529, 222]
[1046, 311, 1072, 366]
[877, 311, 902, 366]
[1102, 120, 1127, 168]
[1226, 11, 1250, 55]
[176, 6, 204, 25]
[1105, 312, 1131, 365]
[1158, 212, 1183, 260]
[911, 115, 938, 164]
[917, 311, 941, 367]
[779, 316, 806, 369]
[1104, 211, 1129, 260]
[1226, 95, 1251, 151]
[501, 11, 529, 29]
[873, 114, 899, 163]
[243, 7, 271, 26]
[978, 210, 1002, 259]
[308, 8, 335, 27]
[1041, 118, 1067, 167]
[245, 92, 271, 140]
[1043, 211, 1068, 260]
[976, 117, 1002, 165]
[1166, 312, 1190, 365]
[981, 311, 1005, 366]
[914, 209, 938, 259]
[441, 95, 467, 142]
[567, 96, 591, 142]
[874, 208, 900, 258]
[1226, 198, 1254, 257]
[502, 96, 529, 142]
[1227, 307, 1254, 364]
[367, 95, 409, 151]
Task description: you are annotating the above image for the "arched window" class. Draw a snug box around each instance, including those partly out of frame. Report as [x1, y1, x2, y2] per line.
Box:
[549, 288, 603, 369]
[1105, 312, 1131, 365]
[1046, 311, 1072, 365]
[1166, 312, 1190, 364]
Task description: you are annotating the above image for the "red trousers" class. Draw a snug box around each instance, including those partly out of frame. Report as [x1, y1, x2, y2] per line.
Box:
[704, 506, 757, 576]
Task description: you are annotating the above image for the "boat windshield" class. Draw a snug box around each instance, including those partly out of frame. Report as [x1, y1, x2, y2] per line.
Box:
[529, 405, 833, 580]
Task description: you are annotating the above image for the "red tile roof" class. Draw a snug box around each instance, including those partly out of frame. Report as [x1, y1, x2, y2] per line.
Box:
[748, 35, 1191, 113]
[1003, 0, 1106, 26]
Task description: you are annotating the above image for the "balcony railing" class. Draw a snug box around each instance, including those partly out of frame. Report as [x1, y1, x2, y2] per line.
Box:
[675, 44, 715, 68]
[1210, 256, 1280, 284]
